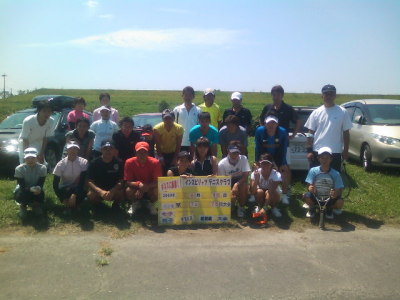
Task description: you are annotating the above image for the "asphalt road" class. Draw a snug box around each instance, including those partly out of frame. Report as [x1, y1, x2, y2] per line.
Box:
[1, 227, 399, 299]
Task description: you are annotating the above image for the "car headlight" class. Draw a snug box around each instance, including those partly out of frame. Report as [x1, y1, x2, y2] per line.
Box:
[370, 134, 400, 145]
[2, 139, 19, 152]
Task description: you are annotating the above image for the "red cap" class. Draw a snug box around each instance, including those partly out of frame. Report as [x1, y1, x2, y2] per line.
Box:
[135, 141, 149, 152]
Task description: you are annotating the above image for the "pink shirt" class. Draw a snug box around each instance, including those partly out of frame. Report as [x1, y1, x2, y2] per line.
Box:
[67, 110, 90, 125]
[92, 107, 119, 123]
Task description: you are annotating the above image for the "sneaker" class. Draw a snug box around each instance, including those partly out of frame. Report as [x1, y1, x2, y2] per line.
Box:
[237, 206, 246, 218]
[302, 203, 310, 209]
[248, 195, 256, 203]
[19, 205, 27, 218]
[281, 194, 290, 205]
[325, 209, 334, 220]
[128, 202, 141, 216]
[306, 208, 315, 218]
[147, 202, 158, 216]
[271, 207, 282, 218]
[333, 208, 343, 215]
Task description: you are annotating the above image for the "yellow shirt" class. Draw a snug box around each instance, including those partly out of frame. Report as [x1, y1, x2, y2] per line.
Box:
[153, 122, 184, 153]
[198, 103, 222, 129]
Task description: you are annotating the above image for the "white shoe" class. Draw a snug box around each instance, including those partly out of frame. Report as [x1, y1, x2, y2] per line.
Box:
[302, 203, 310, 209]
[306, 209, 315, 218]
[281, 194, 289, 205]
[237, 206, 246, 218]
[248, 195, 256, 203]
[271, 207, 282, 218]
[128, 202, 141, 216]
[147, 202, 158, 216]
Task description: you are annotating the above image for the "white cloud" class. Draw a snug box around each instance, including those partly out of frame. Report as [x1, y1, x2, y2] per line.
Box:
[84, 0, 98, 8]
[68, 28, 241, 50]
[98, 14, 114, 19]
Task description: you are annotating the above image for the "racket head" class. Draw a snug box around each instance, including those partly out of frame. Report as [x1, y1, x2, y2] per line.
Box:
[313, 172, 334, 201]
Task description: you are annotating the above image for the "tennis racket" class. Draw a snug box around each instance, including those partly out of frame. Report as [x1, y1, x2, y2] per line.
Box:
[313, 172, 334, 230]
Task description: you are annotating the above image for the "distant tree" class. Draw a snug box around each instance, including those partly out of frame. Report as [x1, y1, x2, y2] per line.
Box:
[17, 90, 26, 95]
[158, 100, 170, 112]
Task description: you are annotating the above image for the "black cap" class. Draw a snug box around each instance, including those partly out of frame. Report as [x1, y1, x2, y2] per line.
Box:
[322, 84, 336, 93]
[101, 139, 115, 148]
[162, 109, 175, 120]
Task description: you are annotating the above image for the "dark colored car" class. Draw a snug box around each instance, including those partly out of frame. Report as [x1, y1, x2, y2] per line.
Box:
[132, 113, 162, 134]
[0, 95, 91, 173]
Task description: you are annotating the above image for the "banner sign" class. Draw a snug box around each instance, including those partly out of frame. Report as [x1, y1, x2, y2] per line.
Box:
[158, 176, 232, 225]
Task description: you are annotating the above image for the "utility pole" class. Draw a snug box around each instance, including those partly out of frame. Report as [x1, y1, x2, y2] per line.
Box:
[2, 74, 6, 100]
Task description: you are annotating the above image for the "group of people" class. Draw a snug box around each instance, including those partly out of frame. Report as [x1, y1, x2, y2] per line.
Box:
[14, 84, 352, 222]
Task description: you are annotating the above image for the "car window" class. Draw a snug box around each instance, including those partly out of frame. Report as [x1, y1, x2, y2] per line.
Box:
[132, 115, 162, 127]
[0, 111, 34, 129]
[352, 108, 363, 123]
[290, 110, 313, 133]
[367, 104, 400, 125]
[345, 106, 355, 120]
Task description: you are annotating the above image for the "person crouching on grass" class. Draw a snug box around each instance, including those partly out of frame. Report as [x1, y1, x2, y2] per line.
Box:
[14, 147, 47, 218]
[218, 143, 251, 218]
[53, 141, 88, 215]
[303, 147, 344, 220]
[167, 151, 193, 177]
[87, 140, 124, 210]
[124, 142, 162, 217]
[250, 153, 283, 221]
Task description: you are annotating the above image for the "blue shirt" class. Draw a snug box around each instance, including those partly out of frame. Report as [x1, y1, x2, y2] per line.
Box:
[254, 126, 288, 165]
[305, 166, 344, 189]
[189, 125, 219, 145]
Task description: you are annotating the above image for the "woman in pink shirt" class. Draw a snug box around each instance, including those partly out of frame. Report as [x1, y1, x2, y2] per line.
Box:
[67, 97, 90, 130]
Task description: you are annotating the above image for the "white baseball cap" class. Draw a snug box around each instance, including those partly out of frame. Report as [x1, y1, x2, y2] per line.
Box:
[203, 88, 215, 96]
[317, 147, 333, 156]
[265, 116, 279, 124]
[24, 147, 38, 159]
[66, 141, 80, 150]
[99, 105, 111, 112]
[230, 92, 242, 101]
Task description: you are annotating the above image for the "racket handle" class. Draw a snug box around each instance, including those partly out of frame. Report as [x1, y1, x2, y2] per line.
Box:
[319, 209, 325, 230]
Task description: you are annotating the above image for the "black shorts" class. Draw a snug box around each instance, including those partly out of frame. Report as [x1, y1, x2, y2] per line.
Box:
[14, 187, 44, 205]
[303, 192, 341, 206]
[57, 186, 86, 203]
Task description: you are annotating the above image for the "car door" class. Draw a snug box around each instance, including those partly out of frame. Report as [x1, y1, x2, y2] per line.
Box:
[348, 106, 366, 159]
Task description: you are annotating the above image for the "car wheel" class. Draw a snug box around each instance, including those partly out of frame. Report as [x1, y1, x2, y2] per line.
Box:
[362, 144, 372, 172]
[45, 145, 59, 173]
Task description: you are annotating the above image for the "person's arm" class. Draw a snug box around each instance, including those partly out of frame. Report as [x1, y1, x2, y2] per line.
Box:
[36, 176, 46, 189]
[87, 179, 107, 198]
[211, 156, 218, 176]
[16, 178, 27, 190]
[153, 129, 163, 157]
[239, 171, 250, 185]
[220, 143, 228, 157]
[306, 129, 315, 162]
[291, 119, 301, 139]
[342, 130, 350, 160]
[250, 171, 259, 194]
[211, 143, 217, 157]
[53, 175, 63, 199]
[254, 129, 261, 162]
[38, 137, 48, 163]
[167, 169, 174, 177]
[86, 138, 94, 160]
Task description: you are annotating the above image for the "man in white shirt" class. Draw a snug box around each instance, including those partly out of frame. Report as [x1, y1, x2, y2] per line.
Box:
[90, 106, 119, 158]
[173, 86, 202, 154]
[218, 144, 251, 218]
[304, 84, 352, 172]
[19, 100, 55, 164]
[92, 92, 119, 123]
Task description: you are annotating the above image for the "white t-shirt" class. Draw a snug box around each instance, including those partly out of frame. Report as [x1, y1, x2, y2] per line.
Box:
[173, 103, 202, 147]
[53, 157, 88, 188]
[304, 104, 352, 153]
[250, 168, 282, 190]
[217, 155, 251, 180]
[90, 119, 119, 151]
[92, 107, 119, 123]
[19, 114, 55, 163]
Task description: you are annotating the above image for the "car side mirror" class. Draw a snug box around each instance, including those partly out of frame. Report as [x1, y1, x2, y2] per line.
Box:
[354, 115, 364, 124]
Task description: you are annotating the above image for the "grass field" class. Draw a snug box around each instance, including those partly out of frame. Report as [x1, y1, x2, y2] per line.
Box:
[1, 88, 399, 233]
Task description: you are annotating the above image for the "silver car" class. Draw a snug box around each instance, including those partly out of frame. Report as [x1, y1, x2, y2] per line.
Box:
[341, 99, 400, 171]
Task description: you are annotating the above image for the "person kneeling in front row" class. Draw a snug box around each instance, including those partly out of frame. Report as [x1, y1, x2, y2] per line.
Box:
[125, 142, 162, 216]
[86, 140, 124, 209]
[14, 147, 47, 218]
[303, 147, 344, 219]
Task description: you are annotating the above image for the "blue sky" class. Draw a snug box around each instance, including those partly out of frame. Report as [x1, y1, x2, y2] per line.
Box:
[1, 0, 399, 94]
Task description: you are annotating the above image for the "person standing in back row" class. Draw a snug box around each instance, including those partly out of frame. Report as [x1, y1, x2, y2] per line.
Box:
[92, 92, 119, 123]
[199, 88, 222, 129]
[304, 84, 352, 173]
[222, 92, 253, 134]
[173, 86, 202, 154]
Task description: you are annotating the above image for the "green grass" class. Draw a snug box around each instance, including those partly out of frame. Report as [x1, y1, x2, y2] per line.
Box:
[0, 88, 399, 233]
